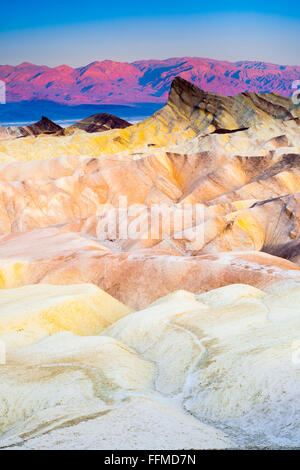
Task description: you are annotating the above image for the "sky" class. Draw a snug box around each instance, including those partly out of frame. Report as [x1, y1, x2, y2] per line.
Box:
[0, 1, 299, 66]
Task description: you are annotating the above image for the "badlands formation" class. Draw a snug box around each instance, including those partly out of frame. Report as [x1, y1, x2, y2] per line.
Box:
[0, 77, 300, 449]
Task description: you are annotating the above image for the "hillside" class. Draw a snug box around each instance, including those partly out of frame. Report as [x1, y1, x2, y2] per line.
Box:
[0, 77, 300, 450]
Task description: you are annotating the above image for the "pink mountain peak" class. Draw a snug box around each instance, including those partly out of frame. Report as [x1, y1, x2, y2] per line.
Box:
[1, 56, 299, 104]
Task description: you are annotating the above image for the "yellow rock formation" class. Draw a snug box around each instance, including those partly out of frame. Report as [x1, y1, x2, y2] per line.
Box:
[0, 283, 131, 348]
[0, 78, 298, 162]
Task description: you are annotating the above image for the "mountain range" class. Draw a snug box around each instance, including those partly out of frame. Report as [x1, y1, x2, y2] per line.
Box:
[1, 57, 299, 105]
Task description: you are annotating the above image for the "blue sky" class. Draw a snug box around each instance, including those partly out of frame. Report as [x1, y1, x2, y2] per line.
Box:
[0, 1, 299, 66]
